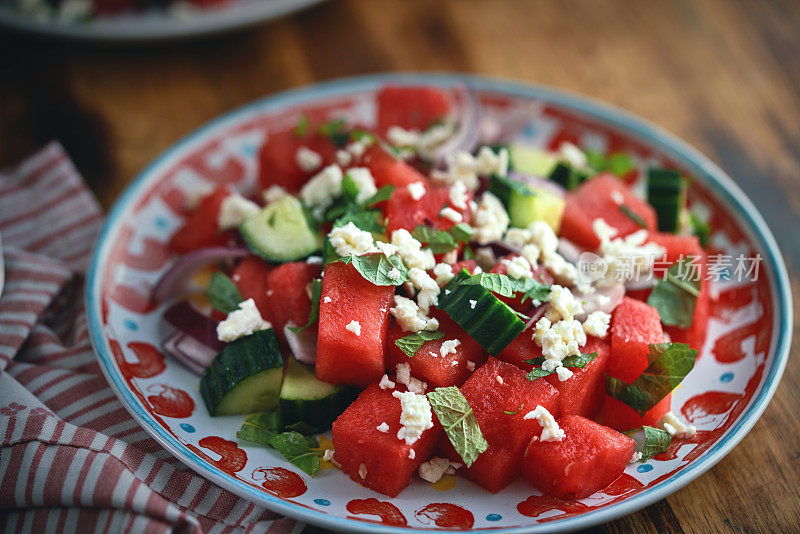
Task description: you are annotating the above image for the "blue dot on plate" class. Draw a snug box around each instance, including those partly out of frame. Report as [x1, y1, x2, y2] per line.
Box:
[123, 319, 138, 331]
[180, 423, 195, 433]
[314, 499, 330, 506]
[486, 514, 502, 522]
[154, 216, 168, 229]
[720, 372, 734, 383]
[637, 464, 654, 473]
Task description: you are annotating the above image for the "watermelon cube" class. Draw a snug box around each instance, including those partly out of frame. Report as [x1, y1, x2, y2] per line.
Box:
[602, 394, 673, 431]
[264, 262, 321, 342]
[438, 357, 560, 493]
[168, 186, 232, 254]
[332, 384, 441, 497]
[559, 174, 657, 250]
[385, 311, 487, 388]
[376, 86, 453, 136]
[258, 127, 336, 193]
[231, 256, 274, 323]
[522, 415, 635, 499]
[384, 181, 472, 236]
[544, 336, 610, 419]
[362, 144, 427, 189]
[315, 260, 395, 386]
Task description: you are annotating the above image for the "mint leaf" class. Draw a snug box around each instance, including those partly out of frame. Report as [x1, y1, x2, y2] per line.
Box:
[619, 204, 647, 228]
[268, 431, 322, 476]
[524, 352, 597, 380]
[412, 224, 473, 254]
[605, 343, 698, 416]
[427, 386, 488, 467]
[284, 421, 322, 441]
[206, 272, 243, 314]
[289, 279, 322, 333]
[607, 152, 636, 177]
[688, 213, 711, 247]
[333, 210, 384, 234]
[510, 277, 551, 303]
[625, 426, 672, 461]
[338, 253, 409, 286]
[647, 261, 700, 328]
[364, 185, 395, 207]
[294, 115, 309, 137]
[462, 272, 515, 297]
[395, 330, 445, 358]
[318, 118, 348, 146]
[237, 412, 282, 446]
[503, 404, 523, 415]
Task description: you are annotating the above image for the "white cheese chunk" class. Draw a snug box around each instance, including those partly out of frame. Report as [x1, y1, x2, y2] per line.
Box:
[407, 181, 427, 201]
[439, 207, 463, 223]
[390, 295, 439, 333]
[217, 193, 260, 230]
[524, 405, 565, 442]
[345, 320, 361, 336]
[262, 184, 288, 205]
[295, 146, 323, 172]
[391, 229, 435, 270]
[376, 422, 390, 433]
[659, 411, 696, 438]
[439, 339, 461, 358]
[395, 362, 427, 395]
[300, 164, 343, 215]
[392, 389, 434, 445]
[433, 263, 455, 285]
[216, 298, 271, 342]
[418, 457, 461, 483]
[329, 222, 376, 257]
[379, 374, 396, 390]
[408, 267, 440, 313]
[473, 192, 509, 245]
[582, 311, 611, 338]
[347, 167, 378, 203]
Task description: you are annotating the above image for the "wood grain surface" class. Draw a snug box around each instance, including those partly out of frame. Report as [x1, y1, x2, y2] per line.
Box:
[1, 0, 798, 532]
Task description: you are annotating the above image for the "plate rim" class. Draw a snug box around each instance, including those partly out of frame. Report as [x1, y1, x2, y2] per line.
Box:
[85, 72, 793, 533]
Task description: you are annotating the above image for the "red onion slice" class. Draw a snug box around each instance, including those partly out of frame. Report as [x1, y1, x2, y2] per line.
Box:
[479, 100, 546, 145]
[162, 331, 217, 375]
[430, 86, 481, 168]
[152, 246, 250, 304]
[525, 304, 548, 330]
[284, 324, 317, 365]
[163, 301, 225, 352]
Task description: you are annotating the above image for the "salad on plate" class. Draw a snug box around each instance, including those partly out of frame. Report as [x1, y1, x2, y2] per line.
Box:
[155, 85, 713, 501]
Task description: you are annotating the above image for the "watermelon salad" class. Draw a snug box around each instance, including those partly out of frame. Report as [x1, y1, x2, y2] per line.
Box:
[157, 85, 713, 500]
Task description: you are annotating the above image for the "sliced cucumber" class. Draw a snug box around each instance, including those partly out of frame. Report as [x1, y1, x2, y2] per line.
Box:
[438, 270, 526, 356]
[647, 168, 686, 233]
[489, 175, 565, 231]
[200, 329, 284, 416]
[240, 196, 322, 263]
[278, 358, 357, 432]
[548, 162, 591, 190]
[509, 144, 559, 177]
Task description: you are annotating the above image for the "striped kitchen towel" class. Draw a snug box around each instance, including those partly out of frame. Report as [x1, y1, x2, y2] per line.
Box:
[0, 143, 302, 534]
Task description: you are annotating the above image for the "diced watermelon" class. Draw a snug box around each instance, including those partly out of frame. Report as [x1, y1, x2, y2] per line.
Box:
[376, 86, 453, 137]
[264, 262, 320, 342]
[648, 232, 704, 265]
[451, 259, 479, 275]
[168, 186, 232, 254]
[384, 181, 472, 236]
[438, 357, 560, 493]
[602, 297, 670, 430]
[560, 174, 657, 250]
[315, 259, 395, 386]
[258, 127, 337, 194]
[385, 311, 487, 388]
[521, 415, 635, 499]
[497, 332, 542, 371]
[361, 144, 427, 189]
[544, 336, 610, 419]
[332, 384, 442, 497]
[231, 256, 274, 323]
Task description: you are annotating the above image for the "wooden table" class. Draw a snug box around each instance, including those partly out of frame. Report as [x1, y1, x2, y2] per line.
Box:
[1, 0, 798, 531]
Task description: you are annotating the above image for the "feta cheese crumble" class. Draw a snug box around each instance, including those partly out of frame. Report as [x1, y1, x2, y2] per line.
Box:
[262, 185, 289, 205]
[322, 449, 335, 462]
[392, 389, 434, 445]
[407, 181, 426, 201]
[449, 181, 469, 209]
[629, 451, 643, 464]
[395, 363, 428, 395]
[503, 255, 533, 279]
[582, 311, 611, 338]
[440, 339, 461, 357]
[379, 374, 396, 390]
[473, 192, 509, 245]
[347, 167, 378, 203]
[391, 229, 436, 271]
[659, 411, 696, 438]
[408, 449, 416, 460]
[216, 298, 271, 342]
[217, 193, 260, 230]
[593, 219, 666, 283]
[439, 206, 463, 223]
[329, 222, 376, 257]
[323, 296, 332, 304]
[433, 263, 455, 285]
[408, 267, 440, 313]
[418, 457, 461, 483]
[390, 295, 439, 332]
[295, 146, 323, 172]
[467, 361, 476, 372]
[346, 320, 362, 336]
[432, 147, 509, 189]
[300, 164, 343, 216]
[524, 405, 565, 442]
[376, 422, 390, 433]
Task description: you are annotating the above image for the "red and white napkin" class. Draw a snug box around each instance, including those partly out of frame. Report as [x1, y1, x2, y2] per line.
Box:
[0, 143, 302, 534]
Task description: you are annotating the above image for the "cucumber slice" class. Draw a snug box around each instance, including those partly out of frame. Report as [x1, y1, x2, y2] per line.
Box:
[489, 175, 565, 231]
[200, 329, 284, 416]
[647, 168, 686, 233]
[509, 144, 559, 177]
[548, 162, 591, 190]
[278, 358, 358, 432]
[438, 270, 526, 356]
[240, 196, 322, 263]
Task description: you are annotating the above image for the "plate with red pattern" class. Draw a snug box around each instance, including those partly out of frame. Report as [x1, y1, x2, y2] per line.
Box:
[85, 74, 792, 532]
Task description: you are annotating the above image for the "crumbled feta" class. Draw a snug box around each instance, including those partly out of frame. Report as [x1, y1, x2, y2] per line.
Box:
[216, 298, 271, 342]
[408, 449, 416, 460]
[300, 164, 343, 215]
[555, 365, 574, 382]
[440, 339, 461, 358]
[408, 267, 440, 313]
[392, 389, 434, 445]
[346, 320, 362, 336]
[379, 374, 396, 390]
[407, 181, 427, 201]
[610, 190, 625, 205]
[659, 411, 696, 438]
[262, 184, 288, 204]
[323, 296, 332, 304]
[418, 457, 461, 483]
[388, 126, 421, 147]
[329, 222, 376, 257]
[449, 181, 469, 209]
[503, 255, 533, 279]
[433, 263, 455, 285]
[496, 375, 504, 385]
[358, 463, 368, 479]
[546, 285, 584, 322]
[295, 146, 323, 172]
[217, 193, 260, 230]
[390, 295, 439, 332]
[335, 149, 352, 167]
[391, 229, 435, 270]
[473, 192, 509, 245]
[387, 268, 403, 282]
[469, 299, 477, 309]
[583, 311, 611, 338]
[432, 147, 509, 189]
[594, 219, 666, 283]
[524, 405, 565, 442]
[306, 255, 323, 265]
[559, 141, 588, 169]
[439, 206, 463, 223]
[474, 246, 497, 270]
[395, 362, 428, 395]
[521, 244, 541, 266]
[533, 315, 587, 364]
[323, 449, 335, 462]
[629, 451, 643, 464]
[347, 167, 378, 203]
[376, 422, 390, 433]
[467, 361, 476, 372]
[346, 137, 373, 159]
